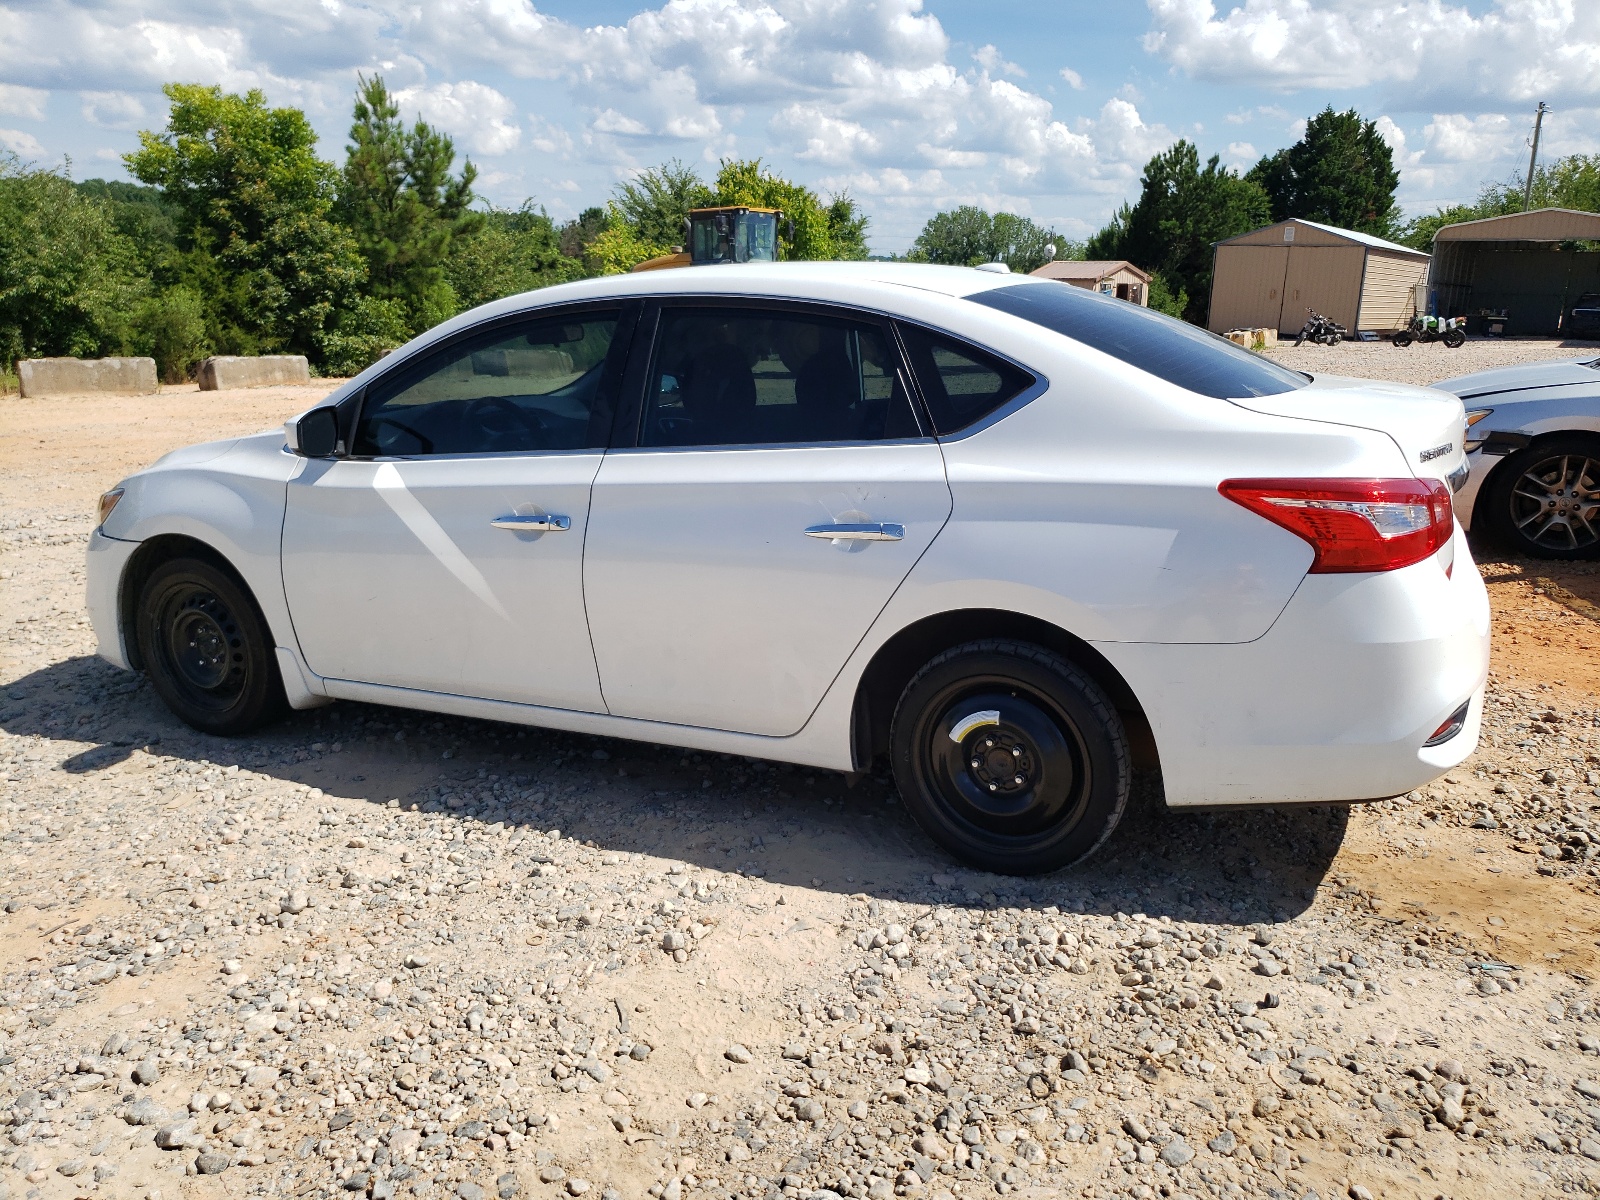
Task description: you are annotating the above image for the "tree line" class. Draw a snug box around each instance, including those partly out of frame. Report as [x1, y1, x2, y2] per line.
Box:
[4, 86, 1597, 382]
[0, 78, 871, 381]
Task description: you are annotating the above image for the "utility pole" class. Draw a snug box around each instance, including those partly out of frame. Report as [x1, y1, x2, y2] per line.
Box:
[1524, 101, 1551, 211]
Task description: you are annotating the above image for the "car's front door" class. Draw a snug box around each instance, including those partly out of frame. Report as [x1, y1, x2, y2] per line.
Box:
[282, 306, 632, 710]
[582, 301, 953, 736]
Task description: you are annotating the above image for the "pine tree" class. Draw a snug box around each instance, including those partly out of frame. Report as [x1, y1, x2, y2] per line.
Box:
[339, 75, 480, 333]
[1249, 107, 1400, 236]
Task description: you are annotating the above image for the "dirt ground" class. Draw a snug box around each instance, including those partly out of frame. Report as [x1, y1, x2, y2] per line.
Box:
[3, 343, 1600, 1200]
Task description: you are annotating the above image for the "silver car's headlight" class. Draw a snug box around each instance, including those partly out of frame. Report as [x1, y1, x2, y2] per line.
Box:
[1463, 408, 1494, 452]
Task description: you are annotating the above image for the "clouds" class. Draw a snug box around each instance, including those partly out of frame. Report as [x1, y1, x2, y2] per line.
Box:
[0, 85, 49, 121]
[394, 82, 522, 156]
[1143, 0, 1600, 109]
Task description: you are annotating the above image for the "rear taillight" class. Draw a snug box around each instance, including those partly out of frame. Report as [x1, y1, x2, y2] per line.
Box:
[1219, 477, 1454, 573]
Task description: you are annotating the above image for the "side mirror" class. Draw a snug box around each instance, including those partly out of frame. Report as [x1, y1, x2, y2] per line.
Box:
[292, 407, 341, 458]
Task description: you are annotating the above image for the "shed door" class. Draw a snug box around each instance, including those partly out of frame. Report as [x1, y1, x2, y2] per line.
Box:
[1208, 246, 1289, 332]
[1280, 246, 1364, 334]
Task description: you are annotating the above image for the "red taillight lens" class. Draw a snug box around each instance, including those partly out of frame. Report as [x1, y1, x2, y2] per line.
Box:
[1219, 477, 1454, 573]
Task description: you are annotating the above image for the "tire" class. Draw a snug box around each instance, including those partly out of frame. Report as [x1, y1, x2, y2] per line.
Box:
[1443, 328, 1466, 348]
[135, 556, 288, 734]
[1485, 435, 1600, 560]
[1393, 331, 1414, 348]
[889, 640, 1130, 875]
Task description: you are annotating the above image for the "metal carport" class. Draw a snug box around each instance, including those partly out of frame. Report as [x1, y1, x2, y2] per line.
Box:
[1431, 208, 1600, 336]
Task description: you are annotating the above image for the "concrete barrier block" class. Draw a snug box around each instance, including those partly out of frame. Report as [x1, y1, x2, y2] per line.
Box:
[197, 355, 311, 390]
[17, 357, 158, 398]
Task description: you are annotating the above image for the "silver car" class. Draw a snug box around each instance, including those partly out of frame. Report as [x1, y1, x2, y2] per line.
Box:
[1436, 356, 1600, 559]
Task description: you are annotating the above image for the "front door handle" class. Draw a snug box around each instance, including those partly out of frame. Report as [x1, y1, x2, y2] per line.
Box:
[804, 522, 905, 542]
[491, 514, 571, 531]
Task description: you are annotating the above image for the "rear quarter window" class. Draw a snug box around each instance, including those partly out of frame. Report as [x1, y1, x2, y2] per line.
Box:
[897, 322, 1036, 434]
[971, 282, 1308, 399]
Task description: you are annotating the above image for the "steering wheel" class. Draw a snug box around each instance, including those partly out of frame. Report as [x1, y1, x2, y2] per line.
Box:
[464, 396, 548, 450]
[366, 414, 434, 454]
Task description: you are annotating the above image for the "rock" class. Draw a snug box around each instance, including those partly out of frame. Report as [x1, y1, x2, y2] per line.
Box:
[132, 1060, 161, 1085]
[1256, 959, 1283, 977]
[195, 1152, 230, 1174]
[1123, 1116, 1150, 1142]
[1207, 1130, 1236, 1154]
[404, 953, 430, 969]
[281, 889, 309, 914]
[629, 1043, 651, 1061]
[1253, 1096, 1281, 1117]
[1583, 1139, 1600, 1162]
[539, 1166, 566, 1184]
[661, 931, 687, 952]
[725, 1044, 752, 1064]
[455, 1120, 489, 1140]
[566, 1182, 591, 1197]
[56, 1159, 86, 1177]
[1350, 1187, 1375, 1200]
[154, 1121, 203, 1150]
[123, 1098, 167, 1126]
[794, 1098, 825, 1121]
[1160, 1138, 1194, 1166]
[457, 1184, 486, 1200]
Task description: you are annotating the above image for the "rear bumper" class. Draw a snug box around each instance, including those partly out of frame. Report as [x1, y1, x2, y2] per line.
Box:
[86, 529, 140, 671]
[1098, 526, 1490, 807]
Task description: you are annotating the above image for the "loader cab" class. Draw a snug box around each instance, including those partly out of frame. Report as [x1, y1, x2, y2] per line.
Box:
[632, 207, 786, 272]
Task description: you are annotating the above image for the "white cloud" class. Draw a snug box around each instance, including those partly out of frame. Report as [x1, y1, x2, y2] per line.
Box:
[0, 128, 46, 158]
[1224, 140, 1257, 166]
[394, 81, 521, 156]
[1422, 112, 1515, 163]
[80, 91, 146, 130]
[0, 84, 48, 121]
[1143, 0, 1600, 107]
[1058, 67, 1084, 90]
[973, 44, 1025, 78]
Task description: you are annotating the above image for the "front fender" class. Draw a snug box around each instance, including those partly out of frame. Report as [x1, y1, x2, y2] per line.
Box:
[101, 434, 300, 667]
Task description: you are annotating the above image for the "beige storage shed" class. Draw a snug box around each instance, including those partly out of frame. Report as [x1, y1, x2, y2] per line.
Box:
[1208, 218, 1430, 337]
[1030, 260, 1151, 305]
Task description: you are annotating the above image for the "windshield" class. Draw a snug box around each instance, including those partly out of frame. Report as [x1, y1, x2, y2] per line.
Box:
[971, 282, 1309, 399]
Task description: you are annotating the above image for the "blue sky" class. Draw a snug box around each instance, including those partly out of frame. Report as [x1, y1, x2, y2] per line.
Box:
[3, 0, 1596, 254]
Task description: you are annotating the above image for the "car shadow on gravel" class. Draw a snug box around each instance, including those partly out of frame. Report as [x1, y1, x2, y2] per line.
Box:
[7, 655, 1344, 930]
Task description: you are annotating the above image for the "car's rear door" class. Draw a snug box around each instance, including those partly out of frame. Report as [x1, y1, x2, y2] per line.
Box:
[582, 299, 952, 736]
[282, 304, 634, 710]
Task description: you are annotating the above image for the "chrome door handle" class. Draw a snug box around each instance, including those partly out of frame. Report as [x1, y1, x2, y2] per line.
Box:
[804, 522, 905, 542]
[491, 514, 571, 531]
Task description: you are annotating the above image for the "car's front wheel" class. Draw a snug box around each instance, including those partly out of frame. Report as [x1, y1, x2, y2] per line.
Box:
[136, 557, 287, 734]
[890, 640, 1130, 875]
[1485, 435, 1600, 560]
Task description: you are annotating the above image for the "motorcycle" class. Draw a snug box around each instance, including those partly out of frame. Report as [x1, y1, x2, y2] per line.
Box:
[1393, 313, 1466, 348]
[1293, 309, 1346, 347]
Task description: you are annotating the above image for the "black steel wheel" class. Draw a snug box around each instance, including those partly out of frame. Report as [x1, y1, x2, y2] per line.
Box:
[1486, 435, 1600, 560]
[1393, 331, 1415, 347]
[136, 557, 287, 734]
[1443, 328, 1466, 348]
[890, 640, 1129, 875]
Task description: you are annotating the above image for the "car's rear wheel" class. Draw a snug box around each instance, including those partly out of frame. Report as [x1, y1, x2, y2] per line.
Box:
[1486, 435, 1600, 560]
[136, 557, 287, 734]
[890, 640, 1129, 875]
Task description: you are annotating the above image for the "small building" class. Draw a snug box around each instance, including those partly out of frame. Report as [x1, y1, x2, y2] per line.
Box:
[1430, 208, 1600, 336]
[1030, 260, 1151, 305]
[1208, 218, 1430, 337]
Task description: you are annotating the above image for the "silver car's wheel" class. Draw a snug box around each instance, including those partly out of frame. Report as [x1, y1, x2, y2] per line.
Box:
[1490, 437, 1600, 559]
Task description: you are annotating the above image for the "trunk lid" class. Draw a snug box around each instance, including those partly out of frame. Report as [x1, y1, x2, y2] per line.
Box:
[1226, 373, 1467, 486]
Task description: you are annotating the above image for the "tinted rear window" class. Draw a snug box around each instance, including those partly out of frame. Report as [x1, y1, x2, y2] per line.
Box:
[971, 282, 1308, 399]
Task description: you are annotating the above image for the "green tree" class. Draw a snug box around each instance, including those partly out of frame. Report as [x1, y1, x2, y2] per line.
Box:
[124, 83, 365, 362]
[1088, 140, 1271, 324]
[613, 161, 713, 249]
[1248, 107, 1400, 235]
[558, 206, 609, 259]
[339, 75, 481, 334]
[0, 155, 151, 371]
[447, 203, 586, 310]
[910, 206, 1063, 273]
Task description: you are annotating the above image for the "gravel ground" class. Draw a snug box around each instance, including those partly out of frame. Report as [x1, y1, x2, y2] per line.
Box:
[1264, 336, 1600, 387]
[3, 364, 1600, 1200]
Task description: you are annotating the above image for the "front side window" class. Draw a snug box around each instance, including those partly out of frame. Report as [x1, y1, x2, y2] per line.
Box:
[641, 307, 922, 447]
[971, 282, 1307, 399]
[354, 311, 621, 456]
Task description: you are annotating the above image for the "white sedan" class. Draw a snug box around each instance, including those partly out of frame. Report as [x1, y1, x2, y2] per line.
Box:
[86, 263, 1488, 875]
